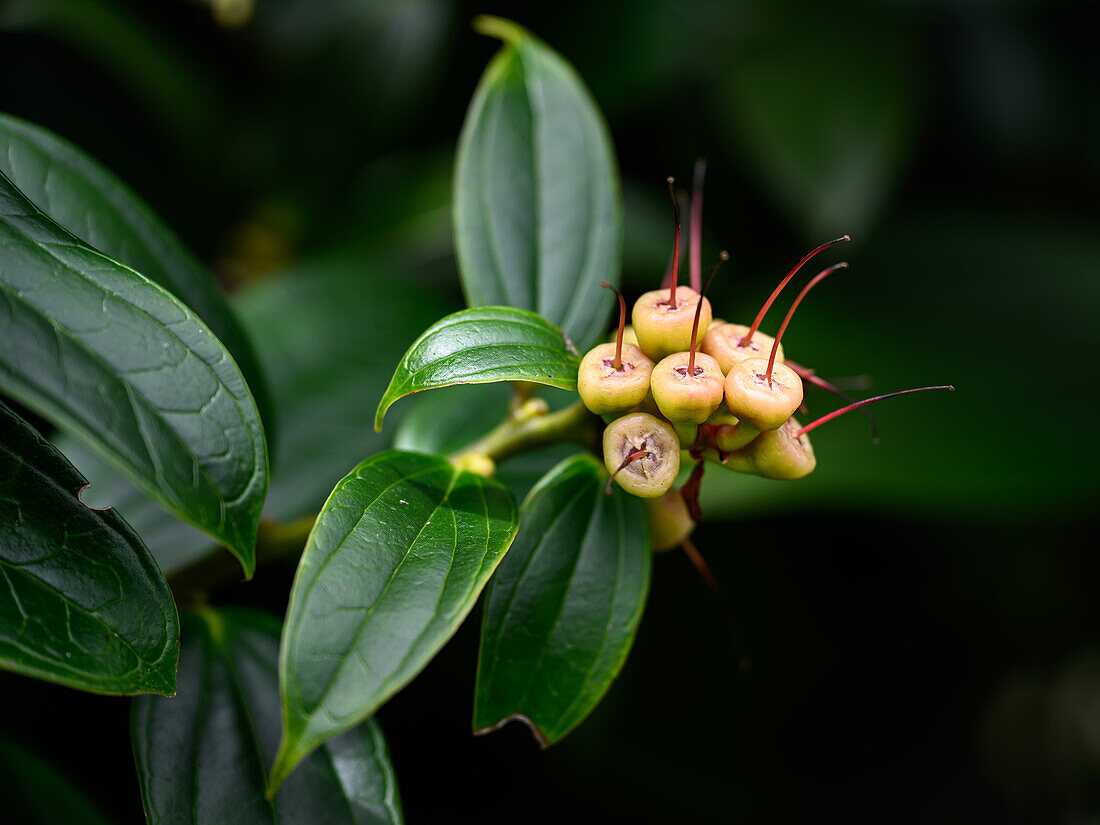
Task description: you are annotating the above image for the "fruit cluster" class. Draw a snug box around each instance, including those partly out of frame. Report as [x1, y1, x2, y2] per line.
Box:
[579, 172, 950, 553]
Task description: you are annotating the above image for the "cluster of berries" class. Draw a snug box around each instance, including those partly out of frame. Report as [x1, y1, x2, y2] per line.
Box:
[578, 172, 950, 552]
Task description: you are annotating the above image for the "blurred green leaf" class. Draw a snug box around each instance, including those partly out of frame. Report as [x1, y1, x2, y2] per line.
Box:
[0, 171, 267, 576]
[0, 401, 178, 695]
[715, 11, 921, 238]
[0, 0, 218, 156]
[271, 450, 518, 794]
[474, 453, 650, 746]
[0, 113, 272, 431]
[0, 735, 113, 825]
[701, 212, 1100, 520]
[238, 256, 453, 524]
[133, 608, 403, 825]
[454, 16, 623, 350]
[374, 306, 581, 432]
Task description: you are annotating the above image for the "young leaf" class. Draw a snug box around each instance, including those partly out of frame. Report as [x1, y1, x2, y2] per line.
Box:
[374, 306, 580, 431]
[133, 609, 403, 825]
[0, 170, 267, 577]
[0, 401, 178, 695]
[0, 113, 272, 431]
[0, 735, 114, 825]
[474, 453, 650, 746]
[454, 16, 623, 351]
[270, 450, 519, 794]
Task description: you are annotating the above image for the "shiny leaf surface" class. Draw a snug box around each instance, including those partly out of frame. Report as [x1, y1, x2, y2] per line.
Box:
[374, 306, 580, 431]
[0, 170, 267, 575]
[0, 401, 177, 695]
[271, 450, 518, 792]
[474, 453, 650, 745]
[454, 16, 622, 350]
[0, 113, 270, 429]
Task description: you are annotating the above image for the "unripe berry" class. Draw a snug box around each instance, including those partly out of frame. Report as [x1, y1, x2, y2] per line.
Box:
[602, 412, 680, 498]
[651, 351, 724, 424]
[724, 357, 804, 431]
[750, 418, 816, 480]
[700, 323, 784, 374]
[631, 286, 712, 361]
[646, 489, 695, 552]
[577, 342, 653, 415]
[580, 281, 654, 415]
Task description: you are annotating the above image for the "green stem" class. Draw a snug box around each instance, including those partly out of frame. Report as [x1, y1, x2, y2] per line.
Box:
[451, 398, 602, 465]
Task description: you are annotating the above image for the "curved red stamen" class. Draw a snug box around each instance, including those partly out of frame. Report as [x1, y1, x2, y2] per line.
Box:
[741, 235, 850, 347]
[793, 386, 956, 439]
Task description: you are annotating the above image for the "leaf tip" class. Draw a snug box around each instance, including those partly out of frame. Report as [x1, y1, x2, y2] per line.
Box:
[473, 713, 550, 749]
[472, 15, 529, 45]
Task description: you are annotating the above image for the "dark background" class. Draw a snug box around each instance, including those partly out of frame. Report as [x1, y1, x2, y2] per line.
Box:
[2, 0, 1099, 821]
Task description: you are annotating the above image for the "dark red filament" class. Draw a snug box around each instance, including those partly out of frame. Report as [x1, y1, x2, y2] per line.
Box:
[787, 360, 879, 442]
[687, 250, 729, 374]
[741, 235, 850, 347]
[793, 386, 956, 439]
[605, 448, 653, 495]
[764, 262, 847, 385]
[601, 280, 626, 370]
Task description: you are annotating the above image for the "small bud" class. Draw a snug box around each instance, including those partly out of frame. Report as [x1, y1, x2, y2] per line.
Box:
[452, 452, 497, 478]
[646, 489, 696, 552]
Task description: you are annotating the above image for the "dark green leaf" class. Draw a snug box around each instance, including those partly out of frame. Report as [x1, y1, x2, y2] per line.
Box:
[0, 113, 272, 432]
[0, 401, 178, 695]
[0, 170, 267, 576]
[270, 450, 518, 793]
[454, 16, 623, 351]
[0, 735, 113, 825]
[240, 256, 453, 523]
[716, 12, 920, 238]
[474, 453, 650, 745]
[51, 435, 212, 577]
[133, 609, 402, 825]
[374, 306, 580, 431]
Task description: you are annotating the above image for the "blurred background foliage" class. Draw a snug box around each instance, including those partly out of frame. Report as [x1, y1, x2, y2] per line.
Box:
[1, 0, 1098, 821]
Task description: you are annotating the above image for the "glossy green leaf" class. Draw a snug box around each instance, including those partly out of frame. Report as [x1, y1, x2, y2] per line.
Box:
[474, 453, 650, 745]
[271, 450, 519, 793]
[0, 113, 272, 431]
[0, 401, 178, 695]
[0, 170, 267, 576]
[454, 16, 623, 351]
[375, 306, 580, 432]
[133, 608, 402, 825]
[0, 735, 113, 825]
[716, 12, 920, 238]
